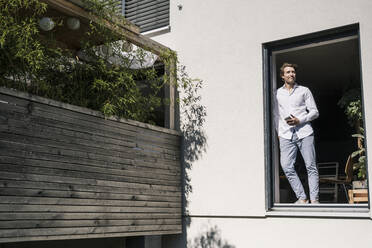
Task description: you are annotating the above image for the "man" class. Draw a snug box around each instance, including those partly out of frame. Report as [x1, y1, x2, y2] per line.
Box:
[274, 63, 320, 204]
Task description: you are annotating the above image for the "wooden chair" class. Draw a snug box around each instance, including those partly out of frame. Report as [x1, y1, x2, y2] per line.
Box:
[319, 155, 353, 203]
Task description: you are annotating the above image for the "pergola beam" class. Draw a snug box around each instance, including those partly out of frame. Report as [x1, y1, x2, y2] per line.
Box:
[40, 0, 171, 55]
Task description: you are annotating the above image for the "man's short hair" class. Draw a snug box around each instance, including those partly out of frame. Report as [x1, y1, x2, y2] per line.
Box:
[280, 63, 298, 76]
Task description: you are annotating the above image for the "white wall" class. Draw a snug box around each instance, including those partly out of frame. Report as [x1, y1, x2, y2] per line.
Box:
[188, 217, 372, 248]
[151, 0, 372, 247]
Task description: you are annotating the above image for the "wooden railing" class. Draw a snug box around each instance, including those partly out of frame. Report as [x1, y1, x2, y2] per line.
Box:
[0, 87, 182, 243]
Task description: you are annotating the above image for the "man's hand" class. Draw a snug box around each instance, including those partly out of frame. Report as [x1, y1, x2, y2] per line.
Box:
[286, 115, 299, 126]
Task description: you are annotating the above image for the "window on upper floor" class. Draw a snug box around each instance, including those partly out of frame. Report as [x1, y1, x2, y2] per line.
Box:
[119, 0, 170, 33]
[263, 24, 369, 211]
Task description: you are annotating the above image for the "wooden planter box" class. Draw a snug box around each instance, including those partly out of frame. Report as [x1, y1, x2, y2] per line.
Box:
[0, 88, 182, 243]
[348, 189, 368, 204]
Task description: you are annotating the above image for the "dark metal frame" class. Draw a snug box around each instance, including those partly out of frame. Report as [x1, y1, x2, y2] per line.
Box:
[262, 23, 369, 210]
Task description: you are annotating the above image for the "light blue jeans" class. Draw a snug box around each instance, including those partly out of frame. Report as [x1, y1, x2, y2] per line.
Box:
[279, 133, 319, 201]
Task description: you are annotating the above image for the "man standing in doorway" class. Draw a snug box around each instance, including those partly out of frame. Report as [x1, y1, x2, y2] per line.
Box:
[275, 63, 320, 204]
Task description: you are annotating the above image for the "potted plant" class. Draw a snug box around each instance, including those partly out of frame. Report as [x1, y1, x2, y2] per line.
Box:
[338, 89, 368, 188]
[351, 129, 367, 188]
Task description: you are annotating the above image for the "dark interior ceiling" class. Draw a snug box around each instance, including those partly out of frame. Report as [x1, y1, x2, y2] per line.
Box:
[275, 38, 360, 92]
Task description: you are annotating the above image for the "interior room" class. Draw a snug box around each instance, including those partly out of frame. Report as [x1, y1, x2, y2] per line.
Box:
[274, 37, 364, 203]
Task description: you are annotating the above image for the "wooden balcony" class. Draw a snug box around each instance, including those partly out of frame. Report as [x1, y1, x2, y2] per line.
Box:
[0, 87, 182, 243]
[0, 0, 181, 243]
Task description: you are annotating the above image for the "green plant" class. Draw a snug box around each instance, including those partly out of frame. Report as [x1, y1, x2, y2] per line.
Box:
[338, 88, 362, 128]
[338, 88, 366, 180]
[351, 128, 366, 180]
[0, 0, 167, 124]
[1, 0, 207, 208]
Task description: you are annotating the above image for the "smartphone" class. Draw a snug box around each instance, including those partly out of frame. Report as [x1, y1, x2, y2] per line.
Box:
[284, 116, 292, 121]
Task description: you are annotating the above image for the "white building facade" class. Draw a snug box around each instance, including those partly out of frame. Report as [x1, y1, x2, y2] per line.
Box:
[149, 1, 372, 247]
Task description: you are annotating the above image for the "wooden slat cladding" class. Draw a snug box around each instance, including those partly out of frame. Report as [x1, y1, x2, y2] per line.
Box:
[0, 88, 182, 243]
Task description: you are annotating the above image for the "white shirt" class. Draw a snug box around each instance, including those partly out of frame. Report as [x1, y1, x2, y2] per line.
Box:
[274, 83, 319, 140]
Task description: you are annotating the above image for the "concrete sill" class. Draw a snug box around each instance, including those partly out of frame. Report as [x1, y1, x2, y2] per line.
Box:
[267, 203, 370, 219]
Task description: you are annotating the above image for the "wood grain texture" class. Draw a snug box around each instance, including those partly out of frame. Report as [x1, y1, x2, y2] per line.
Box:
[0, 87, 181, 136]
[0, 91, 182, 242]
[0, 230, 182, 244]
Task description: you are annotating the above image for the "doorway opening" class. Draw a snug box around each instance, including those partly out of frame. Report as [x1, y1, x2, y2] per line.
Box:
[264, 24, 368, 206]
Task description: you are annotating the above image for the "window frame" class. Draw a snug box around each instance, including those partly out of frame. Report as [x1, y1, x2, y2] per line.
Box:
[121, 0, 170, 33]
[262, 23, 370, 215]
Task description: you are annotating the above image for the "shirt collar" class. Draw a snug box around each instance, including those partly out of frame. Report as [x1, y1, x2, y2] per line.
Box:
[281, 83, 298, 90]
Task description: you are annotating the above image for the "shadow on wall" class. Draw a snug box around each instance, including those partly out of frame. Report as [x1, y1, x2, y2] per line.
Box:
[187, 225, 235, 248]
[178, 65, 208, 225]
